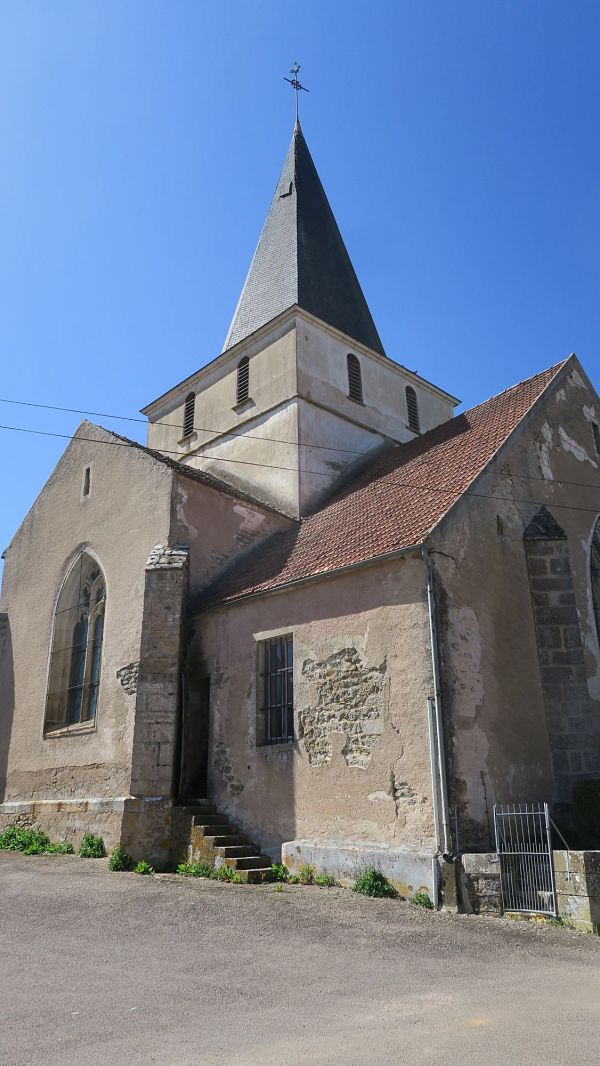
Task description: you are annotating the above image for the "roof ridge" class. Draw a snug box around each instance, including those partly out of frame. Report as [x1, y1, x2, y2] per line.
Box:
[459, 358, 569, 418]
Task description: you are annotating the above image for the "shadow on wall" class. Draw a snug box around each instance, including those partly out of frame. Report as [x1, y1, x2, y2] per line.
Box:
[0, 614, 15, 802]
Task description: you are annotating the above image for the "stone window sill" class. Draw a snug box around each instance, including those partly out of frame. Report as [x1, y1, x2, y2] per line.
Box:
[256, 740, 295, 755]
[178, 431, 198, 448]
[232, 399, 255, 414]
[44, 721, 97, 740]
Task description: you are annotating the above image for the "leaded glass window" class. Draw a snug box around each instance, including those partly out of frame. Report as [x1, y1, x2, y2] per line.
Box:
[44, 552, 106, 733]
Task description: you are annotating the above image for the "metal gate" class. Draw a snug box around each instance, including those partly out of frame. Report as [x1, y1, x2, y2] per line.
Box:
[493, 803, 557, 916]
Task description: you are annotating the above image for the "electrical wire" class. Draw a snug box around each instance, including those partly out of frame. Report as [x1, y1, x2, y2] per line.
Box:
[2, 420, 600, 517]
[0, 396, 364, 456]
[2, 393, 600, 493]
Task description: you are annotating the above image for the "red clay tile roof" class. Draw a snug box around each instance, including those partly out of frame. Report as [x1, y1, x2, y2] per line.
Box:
[197, 361, 567, 608]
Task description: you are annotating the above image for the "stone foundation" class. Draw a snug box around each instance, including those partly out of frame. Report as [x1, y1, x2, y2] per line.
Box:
[0, 795, 180, 868]
[282, 838, 437, 900]
[0, 798, 126, 852]
[458, 849, 600, 932]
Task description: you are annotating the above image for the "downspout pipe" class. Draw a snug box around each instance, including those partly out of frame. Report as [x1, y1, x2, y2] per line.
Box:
[423, 545, 453, 858]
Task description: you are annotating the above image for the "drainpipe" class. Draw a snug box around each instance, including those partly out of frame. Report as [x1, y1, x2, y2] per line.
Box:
[423, 545, 452, 858]
[426, 696, 441, 851]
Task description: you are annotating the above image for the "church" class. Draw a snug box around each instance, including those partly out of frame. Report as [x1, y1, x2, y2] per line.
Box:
[1, 118, 600, 897]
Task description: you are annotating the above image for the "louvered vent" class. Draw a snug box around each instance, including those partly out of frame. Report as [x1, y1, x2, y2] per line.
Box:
[347, 354, 363, 403]
[237, 357, 250, 404]
[406, 386, 420, 433]
[183, 392, 196, 437]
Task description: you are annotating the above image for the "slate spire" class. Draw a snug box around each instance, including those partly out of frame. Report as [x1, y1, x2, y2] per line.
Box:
[222, 121, 385, 355]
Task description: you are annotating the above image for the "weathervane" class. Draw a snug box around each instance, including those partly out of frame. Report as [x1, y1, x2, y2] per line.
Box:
[284, 62, 309, 121]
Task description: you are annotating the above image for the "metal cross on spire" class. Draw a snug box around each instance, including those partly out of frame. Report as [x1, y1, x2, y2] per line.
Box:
[284, 62, 309, 121]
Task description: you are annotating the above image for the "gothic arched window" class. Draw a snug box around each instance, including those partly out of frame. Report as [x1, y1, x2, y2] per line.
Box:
[591, 518, 600, 644]
[406, 385, 420, 433]
[183, 392, 196, 437]
[237, 357, 250, 404]
[44, 552, 106, 733]
[347, 353, 363, 403]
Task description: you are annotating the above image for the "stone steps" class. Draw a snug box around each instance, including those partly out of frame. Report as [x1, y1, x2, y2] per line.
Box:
[177, 802, 274, 881]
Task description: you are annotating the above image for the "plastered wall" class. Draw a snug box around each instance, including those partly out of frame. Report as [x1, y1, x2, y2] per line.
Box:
[0, 423, 173, 805]
[431, 361, 600, 847]
[193, 554, 437, 857]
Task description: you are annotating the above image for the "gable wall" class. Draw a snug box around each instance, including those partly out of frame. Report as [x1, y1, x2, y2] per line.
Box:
[171, 474, 294, 596]
[430, 362, 600, 847]
[0, 426, 173, 806]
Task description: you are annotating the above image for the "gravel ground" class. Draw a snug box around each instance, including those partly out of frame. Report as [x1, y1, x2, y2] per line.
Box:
[1, 850, 599, 1065]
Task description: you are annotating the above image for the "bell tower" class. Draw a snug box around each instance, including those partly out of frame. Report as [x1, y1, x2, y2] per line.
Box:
[143, 122, 457, 517]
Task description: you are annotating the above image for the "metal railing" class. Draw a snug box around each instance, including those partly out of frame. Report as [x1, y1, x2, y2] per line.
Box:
[493, 802, 558, 916]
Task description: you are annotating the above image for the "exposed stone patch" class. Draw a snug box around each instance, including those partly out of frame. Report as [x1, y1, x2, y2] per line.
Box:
[116, 662, 139, 695]
[214, 741, 244, 796]
[299, 648, 386, 767]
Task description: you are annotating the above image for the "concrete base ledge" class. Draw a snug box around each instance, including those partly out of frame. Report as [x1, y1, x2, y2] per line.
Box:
[282, 838, 437, 899]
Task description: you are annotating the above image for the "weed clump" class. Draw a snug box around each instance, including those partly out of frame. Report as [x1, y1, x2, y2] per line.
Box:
[314, 873, 337, 887]
[298, 864, 315, 885]
[271, 863, 288, 882]
[353, 868, 397, 899]
[0, 825, 72, 855]
[211, 864, 243, 883]
[78, 833, 105, 858]
[45, 841, 74, 854]
[412, 890, 434, 910]
[177, 861, 213, 878]
[133, 860, 154, 875]
[108, 846, 133, 872]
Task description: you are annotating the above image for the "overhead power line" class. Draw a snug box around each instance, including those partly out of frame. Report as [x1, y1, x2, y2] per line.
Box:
[0, 396, 364, 456]
[1, 394, 600, 493]
[2, 420, 600, 518]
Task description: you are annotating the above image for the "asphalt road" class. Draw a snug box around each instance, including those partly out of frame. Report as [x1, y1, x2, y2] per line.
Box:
[1, 851, 599, 1065]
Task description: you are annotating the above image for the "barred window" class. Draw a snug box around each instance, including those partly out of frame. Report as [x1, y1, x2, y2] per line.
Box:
[44, 551, 106, 733]
[347, 353, 363, 403]
[406, 385, 420, 433]
[260, 635, 293, 744]
[237, 357, 250, 404]
[183, 392, 196, 437]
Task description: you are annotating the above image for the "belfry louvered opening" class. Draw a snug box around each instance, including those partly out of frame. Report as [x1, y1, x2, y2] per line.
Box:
[237, 356, 250, 404]
[406, 385, 420, 433]
[347, 353, 363, 403]
[183, 392, 196, 437]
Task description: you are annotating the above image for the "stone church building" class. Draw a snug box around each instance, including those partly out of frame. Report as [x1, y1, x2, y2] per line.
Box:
[1, 121, 600, 894]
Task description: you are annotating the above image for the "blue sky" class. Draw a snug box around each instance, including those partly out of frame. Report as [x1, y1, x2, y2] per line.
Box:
[1, 1, 599, 573]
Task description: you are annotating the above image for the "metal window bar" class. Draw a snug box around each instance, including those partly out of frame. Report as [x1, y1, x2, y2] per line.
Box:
[406, 386, 420, 433]
[263, 635, 293, 744]
[493, 802, 557, 916]
[237, 358, 250, 404]
[183, 393, 195, 437]
[347, 355, 363, 403]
